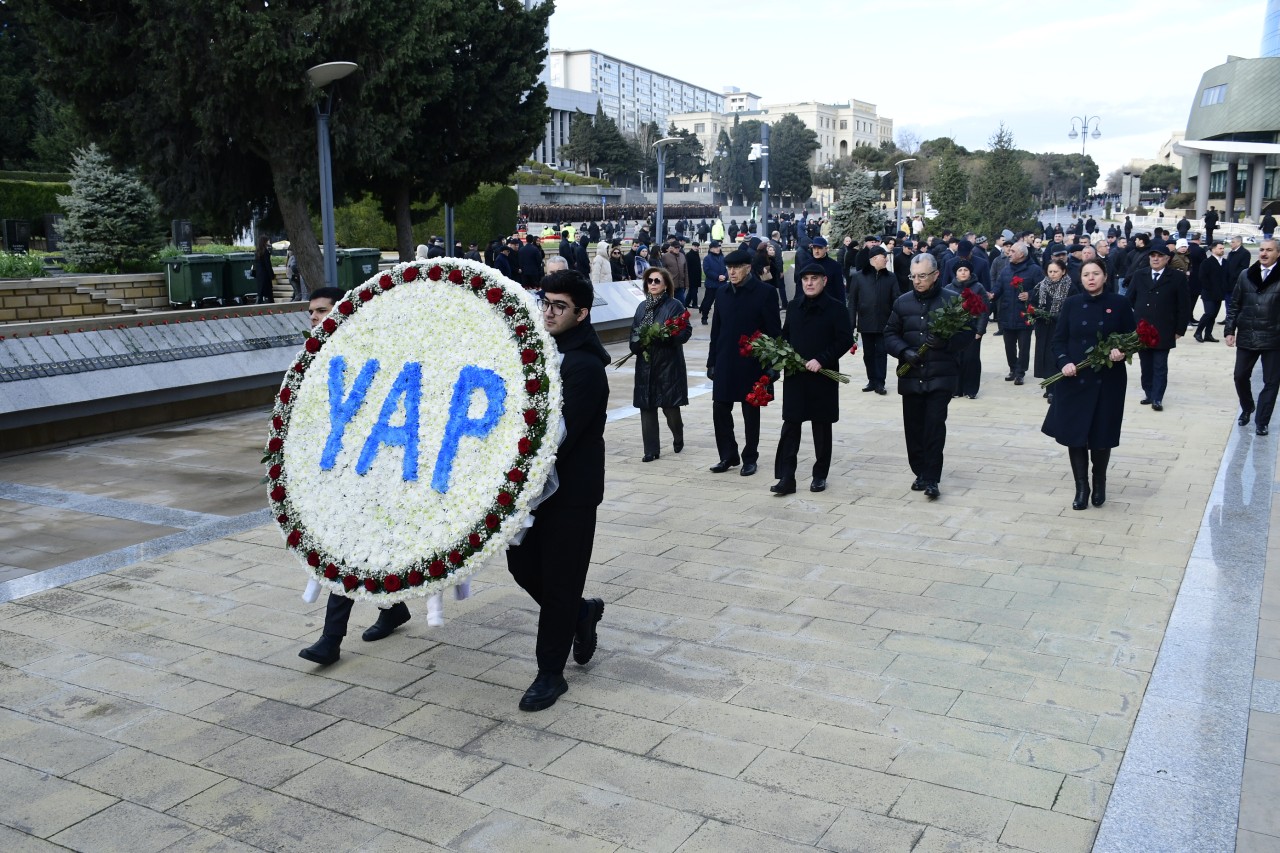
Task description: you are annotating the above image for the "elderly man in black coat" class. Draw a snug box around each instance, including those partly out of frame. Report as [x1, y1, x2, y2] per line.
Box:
[848, 246, 897, 394]
[1126, 242, 1189, 411]
[1225, 239, 1280, 435]
[707, 247, 783, 476]
[884, 253, 975, 499]
[1195, 241, 1229, 343]
[771, 262, 854, 495]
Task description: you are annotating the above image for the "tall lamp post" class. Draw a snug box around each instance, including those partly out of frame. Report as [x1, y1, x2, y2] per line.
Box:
[653, 136, 680, 245]
[895, 158, 916, 235]
[1067, 115, 1101, 211]
[307, 61, 358, 288]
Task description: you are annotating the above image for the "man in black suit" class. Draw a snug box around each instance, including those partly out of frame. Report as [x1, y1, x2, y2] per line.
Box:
[1195, 241, 1228, 342]
[1126, 242, 1189, 410]
[517, 235, 545, 288]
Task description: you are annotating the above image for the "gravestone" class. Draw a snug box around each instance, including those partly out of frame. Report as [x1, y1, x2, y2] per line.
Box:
[171, 220, 193, 253]
[2, 220, 31, 254]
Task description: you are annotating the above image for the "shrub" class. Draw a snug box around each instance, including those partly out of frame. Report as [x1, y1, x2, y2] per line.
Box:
[58, 144, 162, 273]
[0, 180, 69, 237]
[0, 251, 46, 279]
[420, 185, 518, 247]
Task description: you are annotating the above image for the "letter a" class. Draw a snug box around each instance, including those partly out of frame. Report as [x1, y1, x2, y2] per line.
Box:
[356, 362, 422, 481]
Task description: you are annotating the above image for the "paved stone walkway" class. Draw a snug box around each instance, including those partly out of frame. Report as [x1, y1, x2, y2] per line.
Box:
[0, 314, 1270, 852]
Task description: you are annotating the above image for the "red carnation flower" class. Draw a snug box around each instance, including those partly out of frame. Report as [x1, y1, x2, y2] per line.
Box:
[523, 409, 538, 425]
[508, 468, 525, 482]
[486, 288, 503, 304]
[272, 415, 283, 430]
[427, 266, 443, 281]
[322, 318, 337, 334]
[407, 569, 424, 586]
[305, 337, 321, 353]
[276, 513, 288, 525]
[526, 378, 542, 394]
[515, 324, 528, 337]
[306, 551, 320, 567]
[268, 464, 282, 480]
[383, 574, 402, 592]
[504, 306, 515, 316]
[278, 388, 291, 404]
[287, 529, 302, 547]
[485, 514, 499, 530]
[518, 437, 531, 455]
[470, 275, 484, 289]
[1137, 319, 1160, 349]
[343, 574, 358, 591]
[291, 360, 306, 375]
[468, 532, 482, 548]
[448, 268, 464, 284]
[428, 560, 446, 578]
[268, 437, 283, 452]
[403, 265, 419, 282]
[521, 348, 537, 364]
[338, 301, 354, 315]
[270, 486, 286, 502]
[358, 289, 374, 303]
[323, 563, 338, 580]
[448, 550, 463, 565]
[364, 577, 378, 592]
[497, 491, 513, 507]
[379, 274, 392, 288]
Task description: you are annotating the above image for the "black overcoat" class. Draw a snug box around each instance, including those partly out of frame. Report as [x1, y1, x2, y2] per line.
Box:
[1125, 268, 1188, 350]
[707, 275, 783, 402]
[1199, 255, 1230, 303]
[1041, 292, 1135, 449]
[629, 295, 692, 409]
[781, 292, 854, 423]
[883, 283, 974, 396]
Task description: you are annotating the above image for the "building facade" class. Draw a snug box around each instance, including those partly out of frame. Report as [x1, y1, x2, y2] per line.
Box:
[1264, 0, 1280, 58]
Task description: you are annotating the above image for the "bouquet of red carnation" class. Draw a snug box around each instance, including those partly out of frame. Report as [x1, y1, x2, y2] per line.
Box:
[739, 331, 851, 383]
[614, 310, 691, 367]
[745, 375, 774, 407]
[1040, 319, 1160, 388]
[896, 287, 988, 377]
[1011, 276, 1036, 327]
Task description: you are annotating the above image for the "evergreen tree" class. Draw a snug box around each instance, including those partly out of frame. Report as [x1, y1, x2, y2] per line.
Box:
[968, 124, 1034, 240]
[57, 144, 160, 273]
[930, 148, 971, 231]
[724, 120, 763, 205]
[768, 114, 820, 207]
[827, 170, 880, 246]
[556, 110, 598, 173]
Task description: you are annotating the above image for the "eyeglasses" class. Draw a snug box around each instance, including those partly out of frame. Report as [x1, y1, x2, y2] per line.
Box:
[537, 297, 574, 316]
[645, 277, 664, 284]
[611, 252, 621, 256]
[908, 272, 938, 281]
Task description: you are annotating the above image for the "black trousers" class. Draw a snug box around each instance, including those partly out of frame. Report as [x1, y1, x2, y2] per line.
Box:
[319, 594, 404, 637]
[957, 334, 983, 397]
[774, 419, 832, 482]
[506, 503, 597, 674]
[861, 332, 887, 389]
[712, 399, 761, 463]
[640, 406, 683, 457]
[685, 284, 700, 308]
[1197, 298, 1222, 337]
[1235, 348, 1280, 427]
[902, 389, 952, 483]
[1138, 349, 1170, 403]
[1002, 327, 1032, 376]
[701, 288, 719, 322]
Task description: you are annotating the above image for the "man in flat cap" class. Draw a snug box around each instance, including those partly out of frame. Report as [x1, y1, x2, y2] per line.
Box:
[707, 246, 782, 476]
[1126, 241, 1188, 411]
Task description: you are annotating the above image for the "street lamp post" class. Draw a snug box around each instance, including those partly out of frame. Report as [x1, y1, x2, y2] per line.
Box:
[653, 136, 680, 245]
[307, 61, 358, 288]
[1067, 115, 1101, 211]
[895, 158, 916, 235]
[759, 124, 771, 240]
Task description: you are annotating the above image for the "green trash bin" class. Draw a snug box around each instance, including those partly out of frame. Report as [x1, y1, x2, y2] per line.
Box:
[224, 252, 257, 304]
[344, 248, 383, 289]
[165, 254, 226, 308]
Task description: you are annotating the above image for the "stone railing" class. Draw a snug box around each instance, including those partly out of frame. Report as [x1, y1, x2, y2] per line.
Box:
[0, 273, 169, 323]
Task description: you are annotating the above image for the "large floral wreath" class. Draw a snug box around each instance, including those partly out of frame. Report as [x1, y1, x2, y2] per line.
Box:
[264, 258, 563, 602]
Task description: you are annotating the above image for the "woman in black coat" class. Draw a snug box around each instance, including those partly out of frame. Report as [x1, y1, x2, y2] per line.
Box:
[253, 236, 275, 303]
[752, 241, 784, 310]
[949, 260, 990, 400]
[1031, 259, 1074, 396]
[628, 266, 692, 462]
[1042, 259, 1135, 510]
[771, 263, 854, 495]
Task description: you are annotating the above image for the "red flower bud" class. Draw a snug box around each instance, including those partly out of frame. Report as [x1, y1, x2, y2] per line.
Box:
[521, 348, 537, 364]
[407, 569, 424, 586]
[278, 388, 291, 404]
[504, 306, 515, 316]
[322, 318, 337, 334]
[268, 464, 282, 480]
[287, 529, 302, 547]
[515, 324, 528, 336]
[276, 513, 289, 525]
[272, 415, 284, 430]
[270, 486, 286, 502]
[428, 560, 446, 578]
[364, 577, 378, 593]
[403, 265, 419, 282]
[306, 551, 320, 567]
[448, 550, 463, 565]
[343, 574, 358, 591]
[358, 289, 374, 302]
[427, 266, 443, 281]
[338, 301, 354, 315]
[305, 337, 321, 353]
[486, 288, 503, 304]
[268, 437, 283, 452]
[497, 491, 513, 507]
[470, 275, 484, 289]
[379, 274, 393, 288]
[383, 574, 402, 592]
[523, 409, 538, 425]
[468, 532, 481, 547]
[323, 563, 338, 579]
[448, 268, 464, 283]
[517, 437, 531, 455]
[508, 468, 525, 483]
[485, 514, 499, 530]
[525, 378, 541, 394]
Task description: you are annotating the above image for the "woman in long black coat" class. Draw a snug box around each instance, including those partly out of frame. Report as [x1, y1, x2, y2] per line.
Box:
[253, 236, 275, 303]
[629, 266, 692, 461]
[1042, 259, 1136, 510]
[771, 264, 854, 495]
[1031, 259, 1075, 396]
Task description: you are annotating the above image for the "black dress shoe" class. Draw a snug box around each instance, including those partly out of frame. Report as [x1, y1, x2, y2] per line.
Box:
[298, 634, 342, 666]
[740, 462, 758, 476]
[1194, 331, 1203, 342]
[573, 598, 605, 665]
[1005, 373, 1015, 381]
[673, 440, 684, 454]
[362, 602, 410, 642]
[770, 480, 796, 495]
[1013, 375, 1025, 385]
[1139, 398, 1151, 405]
[924, 483, 940, 499]
[700, 316, 708, 325]
[911, 477, 926, 491]
[642, 454, 659, 462]
[1259, 425, 1270, 436]
[862, 383, 875, 392]
[810, 478, 827, 492]
[709, 459, 739, 473]
[875, 387, 888, 395]
[1204, 335, 1219, 343]
[1240, 411, 1253, 426]
[518, 670, 568, 712]
[1151, 402, 1163, 411]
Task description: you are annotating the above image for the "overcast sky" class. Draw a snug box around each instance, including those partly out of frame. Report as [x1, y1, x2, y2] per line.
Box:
[548, 0, 1267, 184]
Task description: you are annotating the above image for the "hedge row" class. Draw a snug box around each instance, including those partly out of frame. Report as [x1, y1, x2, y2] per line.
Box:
[0, 170, 71, 183]
[0, 180, 69, 237]
[328, 184, 518, 250]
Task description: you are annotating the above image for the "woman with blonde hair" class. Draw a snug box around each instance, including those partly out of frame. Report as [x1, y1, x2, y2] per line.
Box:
[628, 266, 691, 462]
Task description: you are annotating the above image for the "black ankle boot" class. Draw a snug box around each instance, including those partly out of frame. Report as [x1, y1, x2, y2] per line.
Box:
[519, 670, 568, 712]
[1090, 448, 1110, 506]
[362, 601, 411, 641]
[1068, 447, 1090, 510]
[298, 634, 342, 666]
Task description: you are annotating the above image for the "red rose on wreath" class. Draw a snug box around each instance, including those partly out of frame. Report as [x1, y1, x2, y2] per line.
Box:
[523, 408, 538, 425]
[470, 275, 484, 289]
[268, 464, 282, 480]
[428, 560, 446, 578]
[278, 388, 291, 404]
[268, 436, 283, 452]
[403, 266, 419, 282]
[468, 532, 482, 548]
[383, 574, 402, 592]
[427, 266, 443, 281]
[448, 269, 464, 284]
[358, 289, 374, 303]
[305, 337, 321, 353]
[508, 468, 525, 482]
[526, 378, 541, 393]
[270, 486, 286, 502]
[379, 274, 392, 289]
[306, 551, 320, 567]
[363, 577, 378, 593]
[287, 529, 302, 547]
[322, 318, 337, 334]
[486, 288, 503, 304]
[343, 574, 358, 591]
[407, 569, 424, 586]
[338, 301, 354, 315]
[448, 550, 463, 565]
[272, 415, 284, 430]
[497, 491, 514, 507]
[276, 513, 288, 525]
[515, 324, 528, 337]
[504, 306, 515, 316]
[323, 563, 338, 580]
[517, 437, 531, 455]
[485, 513, 499, 529]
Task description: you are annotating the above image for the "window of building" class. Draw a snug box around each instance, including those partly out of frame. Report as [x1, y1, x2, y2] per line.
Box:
[840, 120, 847, 130]
[694, 123, 705, 133]
[1201, 84, 1227, 106]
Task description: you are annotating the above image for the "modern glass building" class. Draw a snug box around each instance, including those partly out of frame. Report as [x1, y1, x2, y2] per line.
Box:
[1264, 0, 1280, 57]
